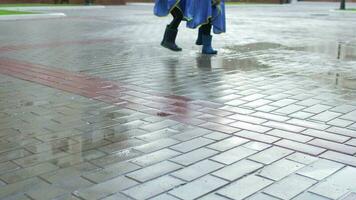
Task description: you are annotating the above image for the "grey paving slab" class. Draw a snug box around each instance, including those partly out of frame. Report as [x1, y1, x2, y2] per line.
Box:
[217, 175, 273, 200]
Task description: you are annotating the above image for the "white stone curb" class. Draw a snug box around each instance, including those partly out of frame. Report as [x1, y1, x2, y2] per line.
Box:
[1, 5, 105, 11]
[0, 13, 66, 21]
[330, 9, 356, 13]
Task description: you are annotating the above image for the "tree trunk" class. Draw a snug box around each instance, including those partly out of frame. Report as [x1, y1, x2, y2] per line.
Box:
[340, 0, 346, 10]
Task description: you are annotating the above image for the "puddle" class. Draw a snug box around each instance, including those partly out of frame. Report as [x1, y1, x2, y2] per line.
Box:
[224, 42, 283, 53]
[312, 72, 356, 90]
[221, 58, 271, 71]
[289, 42, 356, 61]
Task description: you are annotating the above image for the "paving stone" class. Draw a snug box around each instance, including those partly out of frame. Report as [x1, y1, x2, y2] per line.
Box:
[0, 161, 20, 175]
[74, 176, 137, 200]
[131, 148, 181, 167]
[101, 193, 133, 200]
[328, 118, 353, 127]
[293, 192, 330, 200]
[346, 139, 356, 147]
[13, 150, 69, 168]
[219, 106, 254, 115]
[320, 151, 356, 167]
[122, 175, 184, 200]
[287, 118, 330, 130]
[266, 129, 312, 143]
[263, 121, 305, 132]
[249, 146, 293, 164]
[230, 121, 271, 133]
[139, 120, 178, 132]
[276, 139, 326, 156]
[171, 159, 223, 181]
[255, 105, 278, 112]
[99, 138, 145, 154]
[311, 111, 342, 122]
[26, 184, 68, 200]
[170, 148, 218, 166]
[252, 112, 289, 122]
[303, 104, 332, 114]
[289, 111, 315, 119]
[200, 122, 240, 134]
[308, 139, 356, 155]
[169, 175, 228, 200]
[302, 129, 349, 143]
[136, 128, 179, 142]
[211, 146, 257, 165]
[309, 166, 356, 199]
[264, 174, 317, 199]
[170, 137, 214, 153]
[286, 152, 319, 165]
[83, 161, 141, 183]
[134, 138, 179, 153]
[172, 128, 212, 141]
[213, 159, 263, 181]
[330, 105, 356, 114]
[90, 148, 143, 167]
[0, 162, 58, 184]
[341, 192, 356, 200]
[225, 99, 246, 106]
[246, 193, 280, 200]
[270, 99, 297, 107]
[126, 161, 181, 182]
[258, 159, 305, 181]
[0, 149, 32, 163]
[0, 177, 48, 199]
[235, 130, 280, 144]
[242, 141, 271, 151]
[207, 136, 249, 151]
[217, 175, 273, 200]
[274, 104, 305, 115]
[241, 93, 266, 101]
[326, 126, 356, 137]
[199, 193, 230, 200]
[150, 193, 180, 200]
[228, 113, 267, 124]
[340, 110, 356, 121]
[297, 159, 344, 180]
[203, 132, 230, 141]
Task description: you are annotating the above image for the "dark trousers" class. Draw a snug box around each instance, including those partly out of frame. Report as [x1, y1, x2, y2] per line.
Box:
[168, 7, 183, 29]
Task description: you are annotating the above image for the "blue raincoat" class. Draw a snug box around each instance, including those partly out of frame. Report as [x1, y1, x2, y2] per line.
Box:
[154, 0, 192, 21]
[154, 0, 226, 34]
[186, 0, 226, 34]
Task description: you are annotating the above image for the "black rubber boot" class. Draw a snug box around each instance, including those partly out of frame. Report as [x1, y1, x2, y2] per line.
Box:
[161, 25, 182, 51]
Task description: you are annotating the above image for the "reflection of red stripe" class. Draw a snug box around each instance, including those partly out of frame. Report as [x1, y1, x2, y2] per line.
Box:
[0, 58, 198, 118]
[0, 38, 114, 52]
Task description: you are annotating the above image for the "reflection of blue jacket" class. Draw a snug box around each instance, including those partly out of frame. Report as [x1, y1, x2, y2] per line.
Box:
[154, 0, 226, 34]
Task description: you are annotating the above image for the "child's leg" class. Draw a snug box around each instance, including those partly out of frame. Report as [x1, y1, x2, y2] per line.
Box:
[169, 7, 183, 30]
[199, 23, 212, 36]
[200, 22, 217, 54]
[161, 7, 183, 51]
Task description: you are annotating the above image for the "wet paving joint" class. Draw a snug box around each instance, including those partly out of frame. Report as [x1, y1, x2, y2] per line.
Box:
[1, 3, 356, 200]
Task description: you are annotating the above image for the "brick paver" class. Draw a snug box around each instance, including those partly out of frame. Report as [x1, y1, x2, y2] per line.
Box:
[0, 2, 356, 200]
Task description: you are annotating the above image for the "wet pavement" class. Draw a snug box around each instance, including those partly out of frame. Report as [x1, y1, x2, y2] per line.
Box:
[1, 2, 356, 200]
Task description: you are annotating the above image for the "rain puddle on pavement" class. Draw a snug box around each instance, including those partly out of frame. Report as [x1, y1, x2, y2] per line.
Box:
[289, 42, 356, 61]
[223, 42, 283, 53]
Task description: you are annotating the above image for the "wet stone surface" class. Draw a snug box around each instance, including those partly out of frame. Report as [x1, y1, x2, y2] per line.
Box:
[0, 2, 356, 200]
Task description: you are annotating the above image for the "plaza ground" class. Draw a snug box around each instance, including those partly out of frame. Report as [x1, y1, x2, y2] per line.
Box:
[0, 2, 356, 200]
